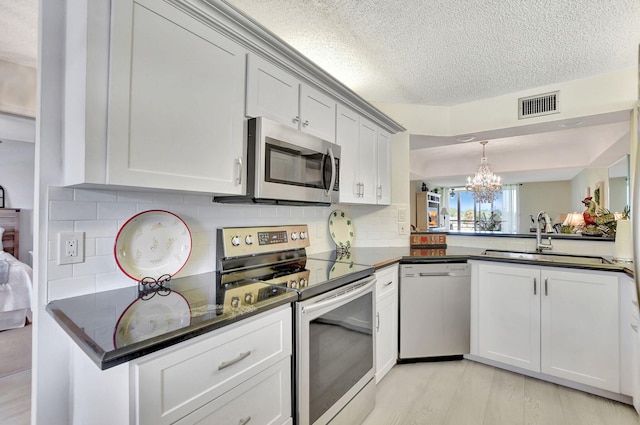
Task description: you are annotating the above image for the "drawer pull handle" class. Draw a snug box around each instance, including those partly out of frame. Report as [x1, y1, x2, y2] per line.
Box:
[384, 281, 393, 287]
[534, 278, 537, 295]
[376, 312, 380, 332]
[218, 351, 252, 371]
[238, 416, 251, 425]
[544, 278, 548, 296]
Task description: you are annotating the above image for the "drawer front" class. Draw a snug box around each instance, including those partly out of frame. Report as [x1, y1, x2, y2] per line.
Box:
[375, 265, 398, 299]
[174, 357, 292, 425]
[135, 306, 292, 425]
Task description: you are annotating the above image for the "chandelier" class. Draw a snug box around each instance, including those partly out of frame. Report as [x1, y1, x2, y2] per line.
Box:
[465, 141, 503, 203]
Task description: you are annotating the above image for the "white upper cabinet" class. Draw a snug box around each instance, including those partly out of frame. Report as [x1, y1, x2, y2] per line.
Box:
[336, 105, 390, 204]
[107, 0, 247, 193]
[246, 53, 336, 142]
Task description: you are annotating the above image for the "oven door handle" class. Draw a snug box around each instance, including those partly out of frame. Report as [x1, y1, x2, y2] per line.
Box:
[301, 276, 376, 315]
[325, 147, 336, 197]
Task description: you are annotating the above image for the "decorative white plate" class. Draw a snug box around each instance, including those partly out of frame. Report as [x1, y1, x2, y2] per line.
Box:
[113, 291, 191, 348]
[115, 210, 192, 281]
[328, 210, 354, 249]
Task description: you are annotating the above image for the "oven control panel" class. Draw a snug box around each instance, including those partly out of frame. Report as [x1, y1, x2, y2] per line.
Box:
[218, 225, 310, 257]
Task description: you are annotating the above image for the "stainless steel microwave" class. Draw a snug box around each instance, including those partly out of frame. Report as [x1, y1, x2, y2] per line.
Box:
[216, 117, 340, 206]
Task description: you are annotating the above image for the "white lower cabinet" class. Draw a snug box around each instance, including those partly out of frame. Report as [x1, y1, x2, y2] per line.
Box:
[375, 264, 398, 383]
[174, 357, 292, 425]
[472, 262, 620, 393]
[134, 306, 292, 425]
[70, 306, 292, 425]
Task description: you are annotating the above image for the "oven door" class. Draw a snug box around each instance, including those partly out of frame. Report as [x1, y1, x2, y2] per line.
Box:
[296, 275, 376, 425]
[253, 117, 340, 204]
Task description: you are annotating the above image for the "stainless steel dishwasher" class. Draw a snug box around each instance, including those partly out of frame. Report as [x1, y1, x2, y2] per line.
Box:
[399, 262, 471, 360]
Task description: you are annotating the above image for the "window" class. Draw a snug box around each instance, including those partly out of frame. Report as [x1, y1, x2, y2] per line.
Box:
[448, 185, 519, 233]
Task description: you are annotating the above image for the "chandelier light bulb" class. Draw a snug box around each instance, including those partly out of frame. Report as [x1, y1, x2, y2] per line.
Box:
[465, 141, 503, 203]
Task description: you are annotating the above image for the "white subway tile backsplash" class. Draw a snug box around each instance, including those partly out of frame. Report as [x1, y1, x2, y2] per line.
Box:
[74, 220, 119, 238]
[48, 220, 74, 241]
[154, 192, 185, 205]
[95, 272, 136, 292]
[73, 255, 116, 277]
[84, 238, 96, 257]
[48, 276, 97, 301]
[75, 189, 118, 202]
[49, 201, 97, 221]
[117, 191, 154, 204]
[95, 237, 115, 256]
[97, 202, 138, 220]
[48, 260, 73, 281]
[183, 194, 213, 205]
[49, 186, 74, 201]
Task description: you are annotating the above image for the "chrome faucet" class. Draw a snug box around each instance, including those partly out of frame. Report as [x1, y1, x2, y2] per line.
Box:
[536, 211, 553, 252]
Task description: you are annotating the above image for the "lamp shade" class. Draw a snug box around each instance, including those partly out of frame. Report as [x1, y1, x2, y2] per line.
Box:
[562, 212, 585, 227]
[440, 208, 449, 216]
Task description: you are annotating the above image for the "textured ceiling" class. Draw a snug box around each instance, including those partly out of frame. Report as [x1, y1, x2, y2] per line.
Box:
[2, 0, 637, 185]
[225, 0, 640, 106]
[0, 0, 37, 68]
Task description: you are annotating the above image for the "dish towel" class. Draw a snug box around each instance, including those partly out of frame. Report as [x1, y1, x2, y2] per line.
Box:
[0, 259, 9, 285]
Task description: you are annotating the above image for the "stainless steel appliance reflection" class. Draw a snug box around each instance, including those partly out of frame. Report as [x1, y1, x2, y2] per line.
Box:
[216, 225, 376, 425]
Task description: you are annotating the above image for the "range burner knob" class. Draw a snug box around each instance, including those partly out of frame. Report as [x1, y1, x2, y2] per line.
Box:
[245, 235, 253, 245]
[244, 292, 254, 304]
[290, 279, 298, 289]
[291, 232, 299, 241]
[230, 296, 240, 308]
[300, 231, 307, 240]
[231, 235, 241, 246]
[299, 277, 307, 288]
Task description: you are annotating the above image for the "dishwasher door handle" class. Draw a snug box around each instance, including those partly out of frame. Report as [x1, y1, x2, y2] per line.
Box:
[417, 272, 468, 277]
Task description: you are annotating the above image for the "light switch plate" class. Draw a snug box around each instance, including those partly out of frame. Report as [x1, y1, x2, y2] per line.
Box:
[398, 208, 407, 222]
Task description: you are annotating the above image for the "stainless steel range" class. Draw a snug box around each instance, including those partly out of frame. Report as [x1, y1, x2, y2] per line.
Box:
[216, 225, 376, 425]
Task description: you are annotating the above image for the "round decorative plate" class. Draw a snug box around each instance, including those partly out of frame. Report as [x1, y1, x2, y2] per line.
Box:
[113, 291, 191, 348]
[328, 210, 354, 249]
[115, 210, 192, 281]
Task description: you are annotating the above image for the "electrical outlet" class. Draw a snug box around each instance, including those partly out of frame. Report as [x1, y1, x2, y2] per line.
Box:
[398, 223, 409, 235]
[398, 208, 407, 223]
[58, 232, 85, 265]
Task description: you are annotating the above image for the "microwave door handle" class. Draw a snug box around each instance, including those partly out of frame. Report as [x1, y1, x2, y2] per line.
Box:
[326, 147, 336, 196]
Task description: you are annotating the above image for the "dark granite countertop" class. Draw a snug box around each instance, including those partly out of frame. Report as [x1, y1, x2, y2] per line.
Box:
[46, 272, 297, 370]
[334, 247, 633, 277]
[413, 231, 615, 242]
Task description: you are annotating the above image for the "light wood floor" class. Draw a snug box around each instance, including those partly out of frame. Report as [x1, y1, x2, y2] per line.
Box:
[0, 325, 31, 425]
[363, 360, 640, 425]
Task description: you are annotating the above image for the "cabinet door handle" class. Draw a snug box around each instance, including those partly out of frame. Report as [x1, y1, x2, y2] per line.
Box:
[218, 350, 252, 370]
[384, 280, 393, 287]
[376, 312, 380, 332]
[303, 119, 309, 127]
[633, 299, 638, 307]
[238, 416, 252, 425]
[632, 324, 639, 332]
[293, 116, 300, 124]
[544, 278, 548, 296]
[360, 182, 365, 197]
[235, 157, 243, 185]
[377, 185, 382, 199]
[534, 278, 537, 295]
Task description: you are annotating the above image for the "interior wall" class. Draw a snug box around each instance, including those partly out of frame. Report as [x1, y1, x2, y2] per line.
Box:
[518, 181, 572, 233]
[0, 140, 35, 262]
[570, 167, 609, 213]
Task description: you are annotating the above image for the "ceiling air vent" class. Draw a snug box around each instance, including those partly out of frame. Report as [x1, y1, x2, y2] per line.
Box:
[518, 91, 559, 119]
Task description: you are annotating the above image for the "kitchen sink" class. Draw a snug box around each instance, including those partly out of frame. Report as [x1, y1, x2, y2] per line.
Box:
[481, 249, 613, 265]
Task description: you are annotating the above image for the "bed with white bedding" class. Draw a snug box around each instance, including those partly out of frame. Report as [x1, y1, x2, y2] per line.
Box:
[0, 209, 32, 330]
